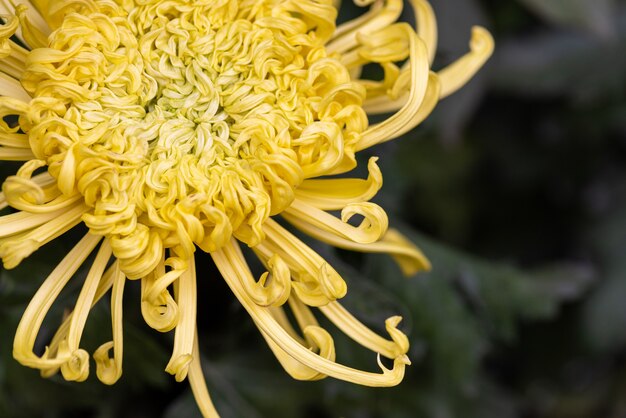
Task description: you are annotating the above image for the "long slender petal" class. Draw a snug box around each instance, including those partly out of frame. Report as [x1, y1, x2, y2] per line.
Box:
[213, 240, 411, 387]
[0, 201, 87, 269]
[326, 0, 402, 54]
[59, 239, 112, 382]
[13, 234, 101, 370]
[357, 24, 430, 150]
[438, 26, 494, 98]
[41, 261, 118, 378]
[319, 302, 409, 359]
[165, 256, 196, 382]
[188, 330, 220, 418]
[0, 72, 30, 102]
[294, 157, 382, 211]
[408, 0, 437, 64]
[283, 199, 388, 245]
[93, 261, 125, 385]
[255, 219, 347, 306]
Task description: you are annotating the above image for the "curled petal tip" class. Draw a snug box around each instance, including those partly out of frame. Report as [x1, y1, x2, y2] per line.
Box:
[376, 352, 411, 375]
[247, 254, 292, 307]
[470, 26, 495, 56]
[399, 354, 411, 366]
[385, 315, 410, 354]
[93, 341, 122, 385]
[302, 325, 336, 360]
[319, 262, 348, 300]
[60, 348, 90, 382]
[166, 354, 193, 382]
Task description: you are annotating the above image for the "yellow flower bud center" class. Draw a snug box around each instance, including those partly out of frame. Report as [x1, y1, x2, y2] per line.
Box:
[20, 0, 367, 277]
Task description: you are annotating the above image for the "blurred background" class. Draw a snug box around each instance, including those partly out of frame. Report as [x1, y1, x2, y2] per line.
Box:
[2, 0, 626, 417]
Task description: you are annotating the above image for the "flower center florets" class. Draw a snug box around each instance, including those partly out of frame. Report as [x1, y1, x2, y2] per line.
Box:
[19, 0, 368, 277]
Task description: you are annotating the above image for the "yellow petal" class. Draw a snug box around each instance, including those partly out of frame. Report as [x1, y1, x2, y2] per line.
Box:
[258, 325, 335, 381]
[294, 157, 382, 210]
[165, 255, 196, 382]
[227, 242, 291, 307]
[408, 0, 437, 64]
[15, 3, 49, 49]
[141, 255, 180, 333]
[326, 0, 402, 54]
[42, 261, 117, 378]
[331, 0, 383, 41]
[283, 199, 388, 245]
[0, 48, 26, 79]
[0, 132, 29, 148]
[60, 239, 112, 382]
[0, 206, 76, 238]
[213, 241, 411, 387]
[280, 218, 431, 276]
[187, 329, 220, 418]
[357, 24, 430, 150]
[294, 122, 345, 179]
[0, 201, 87, 269]
[13, 233, 101, 371]
[0, 71, 29, 102]
[3, 167, 80, 213]
[364, 71, 441, 136]
[269, 306, 307, 346]
[319, 302, 409, 359]
[255, 219, 347, 306]
[0, 13, 19, 58]
[438, 26, 494, 99]
[0, 147, 35, 160]
[93, 262, 125, 385]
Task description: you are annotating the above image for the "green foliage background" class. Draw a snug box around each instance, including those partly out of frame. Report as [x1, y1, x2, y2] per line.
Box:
[2, 0, 626, 417]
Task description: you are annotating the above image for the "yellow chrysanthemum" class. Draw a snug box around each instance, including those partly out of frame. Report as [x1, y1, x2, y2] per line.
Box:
[0, 0, 492, 416]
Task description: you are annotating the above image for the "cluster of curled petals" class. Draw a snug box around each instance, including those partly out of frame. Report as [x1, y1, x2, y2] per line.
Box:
[0, 0, 493, 416]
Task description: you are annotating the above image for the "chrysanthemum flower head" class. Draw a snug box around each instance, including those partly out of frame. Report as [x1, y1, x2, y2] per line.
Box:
[0, 0, 492, 415]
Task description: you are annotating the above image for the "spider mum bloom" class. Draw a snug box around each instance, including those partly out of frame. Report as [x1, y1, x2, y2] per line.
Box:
[0, 0, 492, 415]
